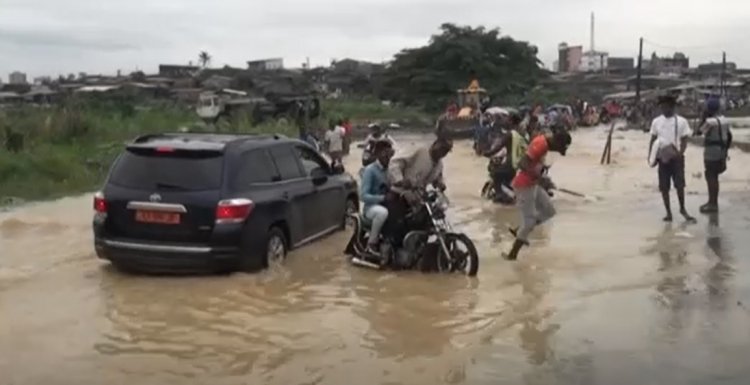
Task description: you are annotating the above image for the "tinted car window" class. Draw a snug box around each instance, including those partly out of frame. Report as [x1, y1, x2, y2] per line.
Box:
[269, 146, 303, 180]
[108, 148, 223, 191]
[296, 146, 329, 176]
[230, 149, 279, 191]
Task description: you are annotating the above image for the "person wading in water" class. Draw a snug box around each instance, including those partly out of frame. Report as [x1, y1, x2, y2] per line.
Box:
[503, 130, 571, 261]
[649, 94, 696, 223]
[483, 113, 528, 203]
[696, 97, 732, 213]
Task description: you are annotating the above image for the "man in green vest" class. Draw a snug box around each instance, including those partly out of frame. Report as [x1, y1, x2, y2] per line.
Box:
[483, 113, 529, 203]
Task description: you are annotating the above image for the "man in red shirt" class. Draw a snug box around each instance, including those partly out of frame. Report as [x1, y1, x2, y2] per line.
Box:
[504, 129, 572, 261]
[342, 118, 353, 155]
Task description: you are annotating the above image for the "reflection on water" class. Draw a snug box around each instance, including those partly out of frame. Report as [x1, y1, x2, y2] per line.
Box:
[514, 263, 556, 366]
[704, 213, 736, 310]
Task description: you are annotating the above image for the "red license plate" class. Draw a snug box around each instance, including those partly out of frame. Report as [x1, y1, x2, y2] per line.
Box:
[135, 210, 181, 225]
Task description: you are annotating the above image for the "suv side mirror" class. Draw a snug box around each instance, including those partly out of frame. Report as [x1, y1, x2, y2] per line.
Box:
[311, 167, 329, 185]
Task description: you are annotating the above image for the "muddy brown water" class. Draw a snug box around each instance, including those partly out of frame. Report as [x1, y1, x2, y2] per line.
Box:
[2, 128, 750, 385]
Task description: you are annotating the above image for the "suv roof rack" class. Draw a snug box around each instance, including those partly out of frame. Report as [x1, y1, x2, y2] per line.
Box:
[131, 132, 290, 146]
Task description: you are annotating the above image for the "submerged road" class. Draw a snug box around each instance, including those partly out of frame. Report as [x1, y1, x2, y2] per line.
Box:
[1, 127, 749, 385]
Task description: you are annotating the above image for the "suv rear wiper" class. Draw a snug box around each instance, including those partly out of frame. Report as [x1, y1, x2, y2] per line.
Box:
[155, 182, 190, 191]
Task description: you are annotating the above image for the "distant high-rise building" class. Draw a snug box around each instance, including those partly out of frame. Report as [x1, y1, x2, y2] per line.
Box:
[9, 71, 28, 85]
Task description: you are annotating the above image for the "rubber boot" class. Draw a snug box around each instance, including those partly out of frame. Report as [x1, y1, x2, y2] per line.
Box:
[503, 239, 525, 261]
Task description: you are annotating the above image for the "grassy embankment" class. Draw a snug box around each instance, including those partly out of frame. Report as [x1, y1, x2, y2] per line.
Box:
[0, 98, 431, 205]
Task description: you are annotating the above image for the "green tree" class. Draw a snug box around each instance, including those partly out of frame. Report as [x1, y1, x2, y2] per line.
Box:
[382, 23, 544, 111]
[199, 51, 212, 68]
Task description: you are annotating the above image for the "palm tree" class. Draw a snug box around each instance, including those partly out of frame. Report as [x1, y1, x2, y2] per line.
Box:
[198, 51, 212, 68]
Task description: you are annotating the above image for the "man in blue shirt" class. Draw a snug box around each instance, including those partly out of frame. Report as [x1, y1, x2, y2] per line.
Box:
[360, 140, 395, 257]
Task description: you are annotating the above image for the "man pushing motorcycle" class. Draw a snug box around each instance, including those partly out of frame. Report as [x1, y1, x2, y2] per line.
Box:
[483, 113, 529, 203]
[359, 137, 451, 262]
[503, 129, 572, 261]
[389, 137, 452, 199]
[380, 138, 453, 249]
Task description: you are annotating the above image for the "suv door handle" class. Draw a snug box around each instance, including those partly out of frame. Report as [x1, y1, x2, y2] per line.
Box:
[282, 192, 290, 200]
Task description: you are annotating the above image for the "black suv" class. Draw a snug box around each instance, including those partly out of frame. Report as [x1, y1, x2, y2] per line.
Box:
[93, 133, 358, 273]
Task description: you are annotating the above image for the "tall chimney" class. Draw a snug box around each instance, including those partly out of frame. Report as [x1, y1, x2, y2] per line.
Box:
[590, 12, 595, 52]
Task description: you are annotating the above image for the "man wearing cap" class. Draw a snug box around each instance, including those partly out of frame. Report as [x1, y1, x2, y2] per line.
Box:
[649, 94, 696, 223]
[503, 129, 572, 261]
[696, 97, 733, 213]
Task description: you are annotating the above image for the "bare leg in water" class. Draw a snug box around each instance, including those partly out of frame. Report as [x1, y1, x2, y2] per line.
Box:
[676, 188, 695, 222]
[661, 190, 673, 222]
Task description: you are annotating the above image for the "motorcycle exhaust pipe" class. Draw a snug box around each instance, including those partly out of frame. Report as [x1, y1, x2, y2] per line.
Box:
[351, 257, 382, 270]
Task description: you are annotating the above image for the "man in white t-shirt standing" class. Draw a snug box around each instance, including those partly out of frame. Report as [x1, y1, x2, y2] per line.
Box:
[649, 94, 696, 223]
[324, 120, 346, 167]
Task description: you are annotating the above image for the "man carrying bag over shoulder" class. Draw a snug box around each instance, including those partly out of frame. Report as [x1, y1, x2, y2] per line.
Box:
[695, 97, 732, 213]
[649, 94, 696, 223]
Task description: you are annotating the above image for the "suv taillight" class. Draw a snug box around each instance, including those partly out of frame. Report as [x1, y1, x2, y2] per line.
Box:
[94, 192, 107, 213]
[216, 199, 254, 224]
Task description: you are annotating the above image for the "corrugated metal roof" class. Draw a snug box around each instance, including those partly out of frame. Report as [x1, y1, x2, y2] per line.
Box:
[75, 85, 121, 92]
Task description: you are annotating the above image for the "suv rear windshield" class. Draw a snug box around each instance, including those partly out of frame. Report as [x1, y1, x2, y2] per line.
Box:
[108, 148, 224, 191]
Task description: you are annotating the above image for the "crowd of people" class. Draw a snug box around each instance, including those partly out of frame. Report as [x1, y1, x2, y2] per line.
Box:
[317, 91, 733, 264]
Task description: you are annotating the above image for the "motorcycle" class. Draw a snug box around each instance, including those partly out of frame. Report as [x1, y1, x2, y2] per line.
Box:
[345, 186, 479, 276]
[480, 160, 554, 204]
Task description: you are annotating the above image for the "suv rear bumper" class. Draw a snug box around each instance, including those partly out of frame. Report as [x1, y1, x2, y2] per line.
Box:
[95, 237, 240, 273]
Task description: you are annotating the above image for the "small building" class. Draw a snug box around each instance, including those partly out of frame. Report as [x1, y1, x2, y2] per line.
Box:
[0, 91, 22, 104]
[171, 88, 203, 104]
[580, 51, 609, 73]
[158, 64, 200, 78]
[33, 76, 52, 85]
[24, 86, 59, 104]
[74, 85, 122, 94]
[247, 58, 284, 71]
[557, 43, 583, 73]
[9, 71, 28, 85]
[643, 52, 690, 75]
[607, 57, 634, 71]
[202, 75, 233, 90]
[697, 62, 737, 75]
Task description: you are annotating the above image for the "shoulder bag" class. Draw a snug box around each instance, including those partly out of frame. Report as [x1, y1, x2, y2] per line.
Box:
[656, 117, 680, 163]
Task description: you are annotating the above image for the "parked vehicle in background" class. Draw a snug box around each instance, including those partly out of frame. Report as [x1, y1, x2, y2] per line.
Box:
[93, 132, 358, 274]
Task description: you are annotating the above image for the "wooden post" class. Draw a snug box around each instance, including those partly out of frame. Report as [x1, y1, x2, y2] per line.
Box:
[600, 122, 616, 165]
[635, 38, 644, 104]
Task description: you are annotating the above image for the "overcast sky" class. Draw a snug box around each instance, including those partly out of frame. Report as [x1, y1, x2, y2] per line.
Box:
[1, 0, 748, 79]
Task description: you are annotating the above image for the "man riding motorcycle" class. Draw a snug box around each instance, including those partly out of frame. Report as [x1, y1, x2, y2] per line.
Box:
[359, 139, 396, 259]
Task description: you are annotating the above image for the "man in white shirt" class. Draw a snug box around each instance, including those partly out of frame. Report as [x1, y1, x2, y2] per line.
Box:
[324, 120, 346, 167]
[649, 94, 696, 223]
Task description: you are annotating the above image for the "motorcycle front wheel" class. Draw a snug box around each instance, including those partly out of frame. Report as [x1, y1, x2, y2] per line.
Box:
[438, 233, 479, 276]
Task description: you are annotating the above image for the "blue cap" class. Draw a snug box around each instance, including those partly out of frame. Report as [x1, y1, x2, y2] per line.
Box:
[706, 97, 720, 114]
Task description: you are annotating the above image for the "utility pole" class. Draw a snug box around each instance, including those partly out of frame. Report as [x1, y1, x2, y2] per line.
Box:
[635, 37, 644, 104]
[720, 51, 727, 97]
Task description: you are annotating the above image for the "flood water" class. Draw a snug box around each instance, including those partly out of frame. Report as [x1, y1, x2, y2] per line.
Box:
[2, 127, 750, 385]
